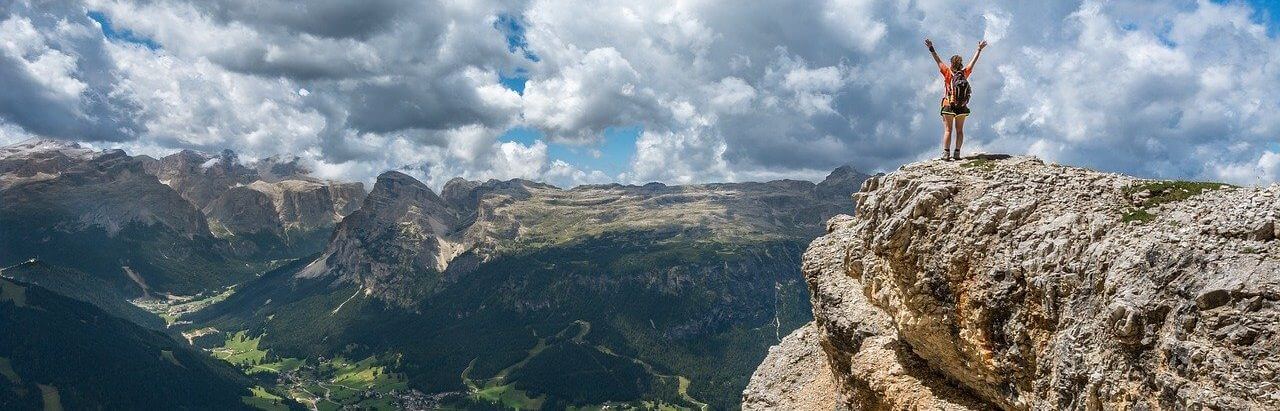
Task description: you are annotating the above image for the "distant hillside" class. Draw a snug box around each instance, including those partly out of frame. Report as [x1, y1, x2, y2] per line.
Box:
[0, 276, 262, 410]
[0, 260, 164, 330]
[0, 139, 870, 409]
[0, 140, 251, 296]
[194, 166, 867, 410]
[0, 140, 366, 298]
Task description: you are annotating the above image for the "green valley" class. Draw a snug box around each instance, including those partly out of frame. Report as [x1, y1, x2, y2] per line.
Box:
[0, 277, 258, 410]
[191, 231, 815, 410]
[1, 141, 863, 410]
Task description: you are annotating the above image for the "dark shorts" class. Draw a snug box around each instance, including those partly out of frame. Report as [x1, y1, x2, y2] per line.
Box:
[941, 104, 970, 117]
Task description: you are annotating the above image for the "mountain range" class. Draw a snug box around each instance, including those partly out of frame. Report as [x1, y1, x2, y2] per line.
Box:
[0, 139, 865, 410]
[140, 148, 365, 259]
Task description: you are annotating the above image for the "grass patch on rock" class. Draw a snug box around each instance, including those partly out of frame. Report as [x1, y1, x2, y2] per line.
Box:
[1125, 181, 1233, 209]
[961, 159, 996, 171]
[1121, 209, 1154, 223]
[1121, 180, 1232, 224]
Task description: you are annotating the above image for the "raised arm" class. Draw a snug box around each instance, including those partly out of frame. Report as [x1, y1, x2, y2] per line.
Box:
[966, 40, 988, 72]
[925, 38, 943, 67]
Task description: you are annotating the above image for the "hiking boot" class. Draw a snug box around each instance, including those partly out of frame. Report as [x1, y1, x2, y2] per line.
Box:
[940, 150, 951, 161]
[952, 149, 961, 160]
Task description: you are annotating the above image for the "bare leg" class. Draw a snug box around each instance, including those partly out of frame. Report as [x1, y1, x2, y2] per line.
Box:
[954, 115, 966, 158]
[942, 115, 954, 156]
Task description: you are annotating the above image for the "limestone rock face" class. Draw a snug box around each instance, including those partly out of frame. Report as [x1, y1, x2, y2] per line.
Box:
[327, 181, 366, 217]
[202, 186, 282, 238]
[743, 322, 836, 411]
[309, 171, 462, 306]
[146, 149, 364, 222]
[747, 156, 1280, 410]
[0, 140, 210, 238]
[145, 149, 365, 256]
[144, 149, 255, 209]
[0, 139, 102, 184]
[246, 180, 338, 231]
[0, 140, 244, 294]
[251, 155, 313, 182]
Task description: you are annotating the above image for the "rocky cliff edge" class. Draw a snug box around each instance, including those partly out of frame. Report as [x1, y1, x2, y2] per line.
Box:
[745, 155, 1279, 410]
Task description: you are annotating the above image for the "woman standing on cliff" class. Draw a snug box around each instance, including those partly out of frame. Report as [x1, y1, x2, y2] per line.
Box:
[925, 38, 987, 161]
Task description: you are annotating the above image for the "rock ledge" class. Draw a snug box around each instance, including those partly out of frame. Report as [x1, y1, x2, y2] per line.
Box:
[747, 155, 1279, 410]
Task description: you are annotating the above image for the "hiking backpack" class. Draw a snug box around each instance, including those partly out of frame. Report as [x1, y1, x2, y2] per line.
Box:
[950, 70, 971, 106]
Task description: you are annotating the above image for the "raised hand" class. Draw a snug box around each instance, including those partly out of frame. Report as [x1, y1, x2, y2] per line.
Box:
[925, 38, 934, 49]
[978, 40, 988, 50]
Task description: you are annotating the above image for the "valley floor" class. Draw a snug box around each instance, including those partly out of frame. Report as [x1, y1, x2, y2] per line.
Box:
[143, 285, 718, 410]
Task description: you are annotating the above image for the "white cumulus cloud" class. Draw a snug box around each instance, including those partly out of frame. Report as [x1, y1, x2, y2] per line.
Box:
[0, 0, 1278, 187]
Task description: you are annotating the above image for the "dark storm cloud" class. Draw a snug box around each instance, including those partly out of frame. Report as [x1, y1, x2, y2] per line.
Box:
[344, 78, 507, 134]
[192, 0, 413, 40]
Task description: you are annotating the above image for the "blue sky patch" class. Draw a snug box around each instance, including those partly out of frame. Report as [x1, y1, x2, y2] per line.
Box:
[591, 126, 642, 176]
[495, 13, 538, 62]
[1217, 0, 1280, 36]
[1245, 0, 1280, 36]
[1153, 22, 1178, 47]
[500, 69, 529, 95]
[499, 126, 541, 146]
[494, 13, 537, 95]
[87, 11, 160, 50]
[499, 125, 641, 179]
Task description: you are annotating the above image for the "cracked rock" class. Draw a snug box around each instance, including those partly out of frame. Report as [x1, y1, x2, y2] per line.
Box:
[746, 155, 1280, 410]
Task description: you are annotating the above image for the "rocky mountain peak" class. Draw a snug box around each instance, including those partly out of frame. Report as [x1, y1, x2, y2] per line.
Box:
[0, 139, 101, 180]
[134, 148, 365, 258]
[375, 169, 428, 188]
[820, 164, 856, 182]
[440, 177, 482, 208]
[440, 177, 537, 214]
[367, 171, 448, 210]
[815, 164, 870, 200]
[307, 171, 462, 305]
[746, 155, 1279, 410]
[0, 142, 225, 296]
[164, 149, 239, 174]
[145, 149, 256, 208]
[252, 155, 311, 182]
[0, 138, 85, 155]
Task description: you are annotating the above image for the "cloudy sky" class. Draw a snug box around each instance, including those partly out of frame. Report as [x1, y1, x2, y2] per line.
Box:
[2, 0, 1279, 188]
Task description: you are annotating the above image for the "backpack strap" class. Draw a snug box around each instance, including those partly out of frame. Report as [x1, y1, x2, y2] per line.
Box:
[947, 70, 959, 99]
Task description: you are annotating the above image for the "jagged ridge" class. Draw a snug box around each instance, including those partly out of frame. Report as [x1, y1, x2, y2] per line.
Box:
[141, 147, 365, 257]
[304, 167, 868, 307]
